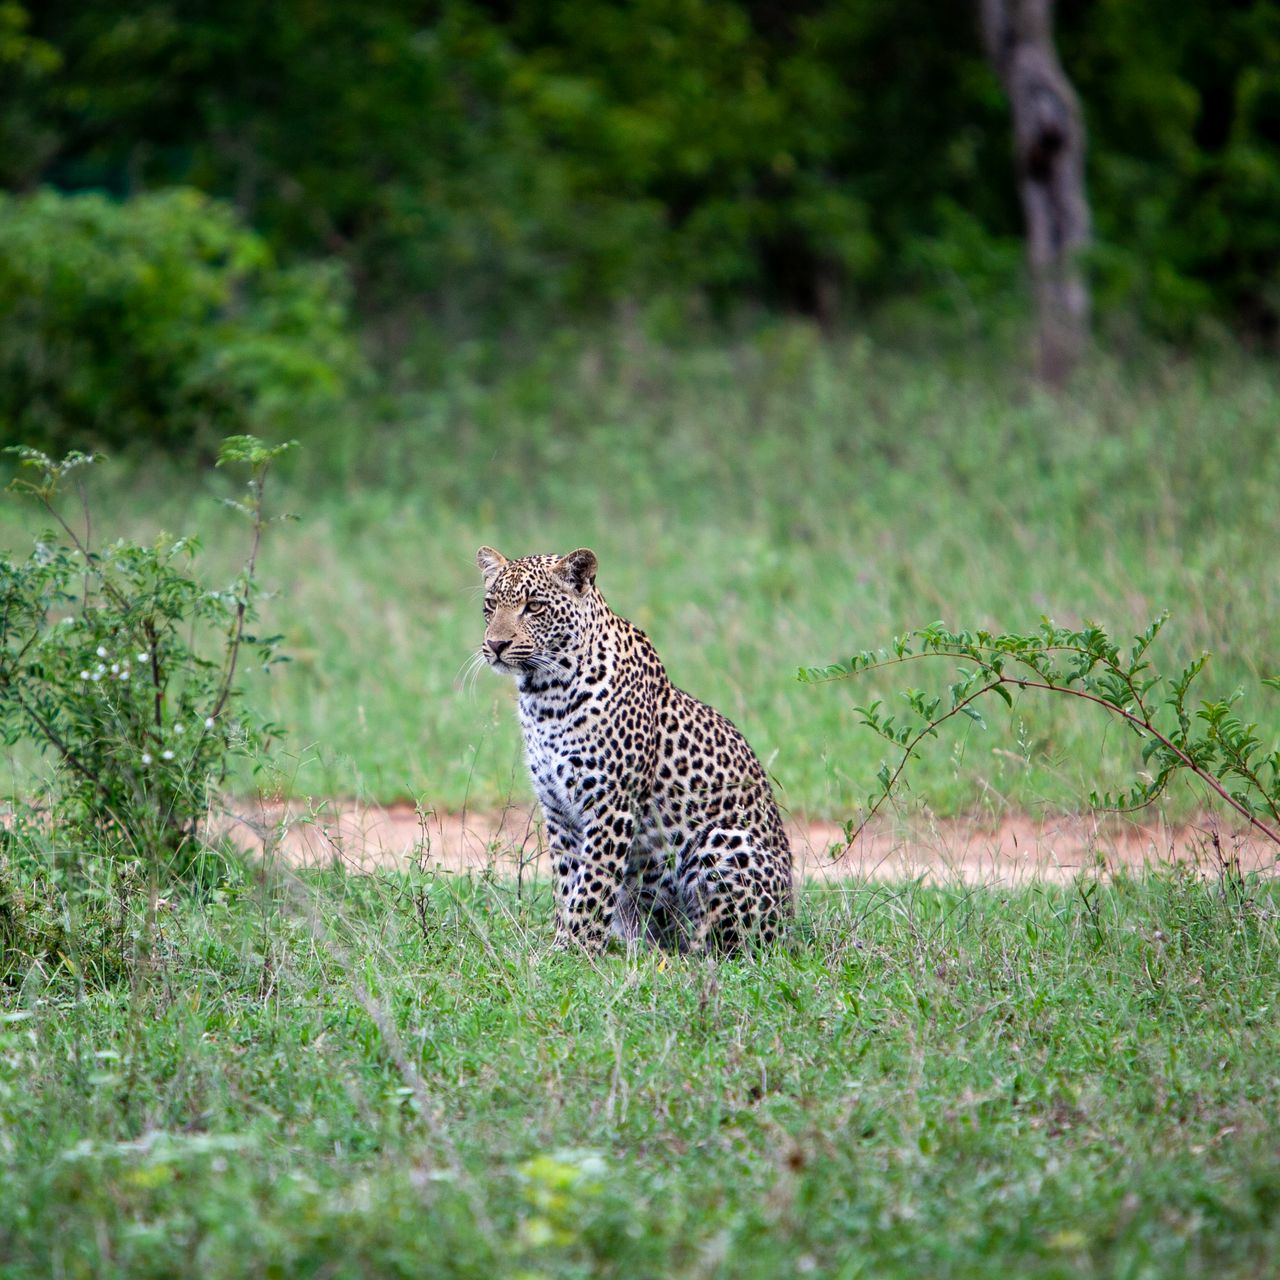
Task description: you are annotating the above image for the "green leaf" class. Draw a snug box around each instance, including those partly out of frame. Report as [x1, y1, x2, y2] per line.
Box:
[216, 436, 299, 468]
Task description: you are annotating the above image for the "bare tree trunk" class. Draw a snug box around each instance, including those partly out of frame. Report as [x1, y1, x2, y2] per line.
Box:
[981, 0, 1091, 385]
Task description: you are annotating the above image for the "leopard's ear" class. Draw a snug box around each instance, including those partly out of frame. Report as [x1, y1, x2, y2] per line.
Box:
[552, 548, 598, 595]
[476, 546, 508, 584]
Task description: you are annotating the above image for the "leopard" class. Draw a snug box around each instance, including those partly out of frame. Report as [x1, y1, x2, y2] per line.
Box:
[476, 545, 793, 954]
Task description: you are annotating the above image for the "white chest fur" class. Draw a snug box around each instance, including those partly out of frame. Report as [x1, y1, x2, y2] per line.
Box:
[517, 684, 593, 828]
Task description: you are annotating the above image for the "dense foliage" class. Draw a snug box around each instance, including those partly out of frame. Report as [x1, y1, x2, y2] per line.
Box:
[5, 0, 1280, 339]
[0, 189, 362, 452]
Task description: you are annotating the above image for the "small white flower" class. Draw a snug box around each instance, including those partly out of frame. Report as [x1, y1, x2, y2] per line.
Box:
[91, 671, 102, 682]
[119, 669, 130, 681]
[61, 617, 74, 626]
[96, 646, 107, 658]
[173, 723, 185, 735]
[204, 717, 215, 729]
[96, 663, 105, 674]
[79, 671, 90, 681]
[137, 652, 150, 663]
[110, 663, 119, 674]
[141, 752, 153, 765]
[161, 750, 175, 760]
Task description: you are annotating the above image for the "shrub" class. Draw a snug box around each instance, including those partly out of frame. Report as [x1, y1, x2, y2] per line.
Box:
[0, 189, 363, 453]
[0, 437, 291, 881]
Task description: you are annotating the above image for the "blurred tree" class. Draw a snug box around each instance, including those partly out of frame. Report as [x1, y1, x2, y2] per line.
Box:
[982, 0, 1090, 382]
[2, 0, 1012, 331]
[1058, 0, 1280, 342]
[0, 2, 62, 189]
[4, 1, 1280, 345]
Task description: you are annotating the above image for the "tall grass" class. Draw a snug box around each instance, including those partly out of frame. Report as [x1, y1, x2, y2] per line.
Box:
[3, 325, 1278, 820]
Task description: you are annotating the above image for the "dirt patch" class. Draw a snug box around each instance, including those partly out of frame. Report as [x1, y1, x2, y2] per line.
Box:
[228, 801, 1277, 885]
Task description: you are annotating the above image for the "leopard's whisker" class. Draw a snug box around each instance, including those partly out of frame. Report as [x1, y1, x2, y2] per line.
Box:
[456, 650, 488, 696]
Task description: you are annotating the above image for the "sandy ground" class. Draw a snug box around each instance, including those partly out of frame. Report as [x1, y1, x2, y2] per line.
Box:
[227, 800, 1277, 885]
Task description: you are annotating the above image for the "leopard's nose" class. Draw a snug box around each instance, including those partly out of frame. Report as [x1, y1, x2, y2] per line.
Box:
[488, 638, 511, 659]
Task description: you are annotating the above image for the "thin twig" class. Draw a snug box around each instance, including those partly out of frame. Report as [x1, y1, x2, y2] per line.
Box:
[1007, 676, 1280, 846]
[834, 680, 1003, 856]
[209, 465, 269, 722]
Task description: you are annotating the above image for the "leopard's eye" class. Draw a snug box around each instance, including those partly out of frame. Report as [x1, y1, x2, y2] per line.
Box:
[524, 598, 547, 616]
[483, 597, 495, 615]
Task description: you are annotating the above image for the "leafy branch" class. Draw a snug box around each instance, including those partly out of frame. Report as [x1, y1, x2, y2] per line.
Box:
[799, 615, 1280, 855]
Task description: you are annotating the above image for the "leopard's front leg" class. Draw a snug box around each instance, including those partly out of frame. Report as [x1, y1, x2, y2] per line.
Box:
[540, 810, 583, 947]
[557, 806, 634, 953]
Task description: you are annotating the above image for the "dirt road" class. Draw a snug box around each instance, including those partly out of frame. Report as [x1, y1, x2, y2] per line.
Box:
[228, 800, 1275, 885]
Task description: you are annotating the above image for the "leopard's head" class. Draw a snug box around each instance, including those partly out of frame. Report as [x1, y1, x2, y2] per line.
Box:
[476, 546, 600, 675]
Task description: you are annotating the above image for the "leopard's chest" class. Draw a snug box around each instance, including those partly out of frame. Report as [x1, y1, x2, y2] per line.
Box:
[517, 681, 608, 800]
[517, 655, 660, 804]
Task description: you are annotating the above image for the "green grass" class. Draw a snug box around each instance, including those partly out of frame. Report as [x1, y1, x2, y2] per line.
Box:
[1, 859, 1277, 1277]
[3, 325, 1280, 822]
[4, 326, 1277, 1278]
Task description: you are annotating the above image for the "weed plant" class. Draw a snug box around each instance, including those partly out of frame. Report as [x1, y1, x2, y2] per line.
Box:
[801, 615, 1280, 852]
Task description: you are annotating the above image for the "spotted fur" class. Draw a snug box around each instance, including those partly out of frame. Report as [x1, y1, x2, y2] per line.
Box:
[477, 545, 793, 953]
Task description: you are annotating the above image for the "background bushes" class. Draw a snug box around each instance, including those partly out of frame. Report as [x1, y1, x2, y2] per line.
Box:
[0, 188, 362, 452]
[6, 0, 1280, 346]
